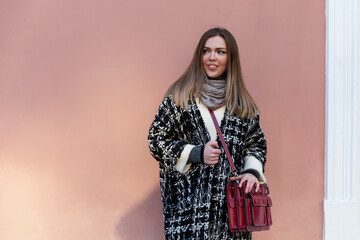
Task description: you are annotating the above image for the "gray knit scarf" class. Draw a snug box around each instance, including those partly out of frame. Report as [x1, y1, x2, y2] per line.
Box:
[199, 77, 226, 111]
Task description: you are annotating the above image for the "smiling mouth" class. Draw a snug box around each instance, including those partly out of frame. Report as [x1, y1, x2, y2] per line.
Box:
[207, 65, 218, 70]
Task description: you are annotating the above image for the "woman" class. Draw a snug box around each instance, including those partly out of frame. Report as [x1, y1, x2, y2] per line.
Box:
[148, 28, 267, 240]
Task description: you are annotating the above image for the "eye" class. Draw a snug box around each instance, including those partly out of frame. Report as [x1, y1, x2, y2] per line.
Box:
[203, 49, 209, 54]
[218, 50, 226, 55]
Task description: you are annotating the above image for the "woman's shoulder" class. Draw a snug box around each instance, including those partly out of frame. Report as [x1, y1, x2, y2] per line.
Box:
[157, 96, 183, 114]
[226, 111, 260, 127]
[160, 95, 197, 110]
[159, 95, 176, 108]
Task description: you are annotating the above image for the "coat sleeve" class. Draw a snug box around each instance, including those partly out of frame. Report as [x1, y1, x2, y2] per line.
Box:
[242, 114, 267, 170]
[148, 97, 189, 171]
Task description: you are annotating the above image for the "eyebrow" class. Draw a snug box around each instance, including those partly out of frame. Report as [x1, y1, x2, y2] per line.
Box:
[203, 47, 227, 50]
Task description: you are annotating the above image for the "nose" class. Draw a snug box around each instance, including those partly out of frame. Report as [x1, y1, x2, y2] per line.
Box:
[209, 51, 216, 61]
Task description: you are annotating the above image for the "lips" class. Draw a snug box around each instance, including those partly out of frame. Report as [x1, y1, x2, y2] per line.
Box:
[207, 64, 218, 70]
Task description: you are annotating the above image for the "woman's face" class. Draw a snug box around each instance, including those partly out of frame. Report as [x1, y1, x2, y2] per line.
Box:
[202, 36, 228, 78]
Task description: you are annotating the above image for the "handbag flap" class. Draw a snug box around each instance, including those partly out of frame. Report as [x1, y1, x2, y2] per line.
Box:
[250, 194, 268, 207]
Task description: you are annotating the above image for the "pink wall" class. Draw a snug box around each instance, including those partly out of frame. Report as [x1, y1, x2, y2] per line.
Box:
[0, 1, 325, 239]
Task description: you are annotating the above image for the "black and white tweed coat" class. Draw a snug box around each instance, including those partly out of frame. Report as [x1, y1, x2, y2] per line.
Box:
[148, 97, 267, 240]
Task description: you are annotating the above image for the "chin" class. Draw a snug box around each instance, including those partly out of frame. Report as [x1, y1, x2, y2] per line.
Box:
[205, 71, 215, 77]
[207, 73, 221, 78]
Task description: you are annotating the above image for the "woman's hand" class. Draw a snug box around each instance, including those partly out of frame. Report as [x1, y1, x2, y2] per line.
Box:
[203, 141, 221, 165]
[230, 173, 260, 193]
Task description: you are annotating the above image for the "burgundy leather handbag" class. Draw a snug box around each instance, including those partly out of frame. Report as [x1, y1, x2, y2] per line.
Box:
[227, 181, 272, 232]
[209, 109, 273, 232]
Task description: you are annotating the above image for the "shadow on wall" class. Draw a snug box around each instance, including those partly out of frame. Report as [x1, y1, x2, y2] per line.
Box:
[116, 186, 164, 240]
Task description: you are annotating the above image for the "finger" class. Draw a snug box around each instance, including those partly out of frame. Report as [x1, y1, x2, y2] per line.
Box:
[231, 177, 241, 182]
[212, 149, 222, 155]
[230, 174, 244, 182]
[208, 158, 217, 164]
[230, 176, 239, 181]
[239, 178, 246, 187]
[246, 182, 255, 193]
[255, 182, 260, 192]
[245, 182, 250, 193]
[208, 141, 219, 149]
[246, 179, 254, 193]
[235, 174, 244, 183]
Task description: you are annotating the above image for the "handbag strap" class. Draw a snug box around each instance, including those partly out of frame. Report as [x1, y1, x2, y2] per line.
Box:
[208, 109, 238, 174]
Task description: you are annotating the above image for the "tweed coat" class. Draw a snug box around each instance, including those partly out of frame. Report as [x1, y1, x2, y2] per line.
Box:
[148, 96, 267, 240]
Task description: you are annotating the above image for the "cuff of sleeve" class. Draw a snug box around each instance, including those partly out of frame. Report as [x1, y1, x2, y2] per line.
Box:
[244, 155, 267, 183]
[241, 169, 260, 179]
[187, 146, 204, 164]
[175, 144, 195, 173]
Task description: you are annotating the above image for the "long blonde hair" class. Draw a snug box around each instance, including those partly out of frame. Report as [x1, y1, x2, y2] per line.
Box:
[165, 28, 258, 119]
